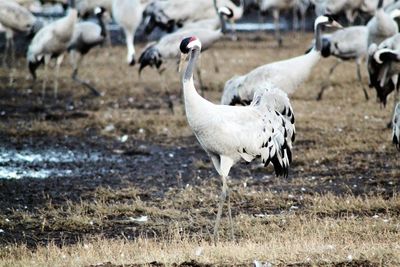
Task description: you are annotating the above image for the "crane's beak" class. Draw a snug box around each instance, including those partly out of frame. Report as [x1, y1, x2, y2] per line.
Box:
[331, 20, 343, 29]
[178, 53, 188, 73]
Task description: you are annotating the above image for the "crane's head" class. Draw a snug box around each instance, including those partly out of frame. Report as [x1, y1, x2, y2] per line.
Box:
[138, 44, 162, 74]
[179, 36, 202, 54]
[94, 6, 106, 17]
[373, 48, 400, 64]
[218, 6, 234, 19]
[179, 37, 202, 72]
[314, 14, 342, 30]
[218, 6, 235, 25]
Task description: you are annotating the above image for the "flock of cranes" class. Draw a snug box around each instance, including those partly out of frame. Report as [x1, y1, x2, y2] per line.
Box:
[1, 0, 400, 242]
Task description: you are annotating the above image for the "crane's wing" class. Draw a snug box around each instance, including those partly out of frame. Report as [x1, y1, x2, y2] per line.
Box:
[368, 45, 400, 105]
[393, 103, 400, 150]
[330, 27, 368, 58]
[230, 86, 295, 177]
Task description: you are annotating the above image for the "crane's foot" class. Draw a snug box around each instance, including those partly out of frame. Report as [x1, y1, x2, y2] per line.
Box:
[363, 89, 369, 101]
[277, 37, 283, 47]
[73, 75, 102, 97]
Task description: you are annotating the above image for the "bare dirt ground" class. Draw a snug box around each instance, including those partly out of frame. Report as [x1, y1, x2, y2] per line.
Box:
[0, 32, 399, 266]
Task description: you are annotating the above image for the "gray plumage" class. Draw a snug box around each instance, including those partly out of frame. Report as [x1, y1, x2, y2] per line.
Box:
[142, 0, 243, 34]
[112, 0, 143, 65]
[221, 15, 340, 106]
[0, 0, 41, 65]
[367, 34, 400, 105]
[317, 1, 400, 100]
[138, 5, 232, 73]
[27, 6, 78, 97]
[76, 0, 113, 16]
[179, 36, 295, 241]
[323, 0, 364, 24]
[367, 34, 400, 127]
[68, 6, 107, 96]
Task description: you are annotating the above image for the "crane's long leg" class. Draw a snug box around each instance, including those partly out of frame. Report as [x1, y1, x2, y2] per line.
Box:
[159, 72, 174, 113]
[214, 175, 228, 243]
[53, 54, 64, 99]
[10, 37, 15, 66]
[2, 37, 10, 67]
[292, 7, 298, 31]
[317, 60, 342, 100]
[211, 50, 219, 73]
[226, 183, 234, 240]
[273, 9, 282, 47]
[213, 156, 234, 243]
[301, 9, 306, 32]
[388, 77, 400, 128]
[70, 51, 101, 96]
[72, 70, 102, 96]
[42, 55, 51, 98]
[356, 58, 369, 101]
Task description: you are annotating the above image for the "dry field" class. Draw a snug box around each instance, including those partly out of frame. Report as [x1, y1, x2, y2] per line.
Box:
[0, 32, 399, 266]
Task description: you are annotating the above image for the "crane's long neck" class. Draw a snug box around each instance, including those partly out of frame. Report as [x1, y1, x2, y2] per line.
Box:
[218, 11, 227, 34]
[378, 0, 384, 9]
[314, 23, 323, 52]
[213, 0, 228, 34]
[69, 0, 76, 9]
[97, 14, 106, 37]
[183, 48, 200, 84]
[183, 47, 202, 102]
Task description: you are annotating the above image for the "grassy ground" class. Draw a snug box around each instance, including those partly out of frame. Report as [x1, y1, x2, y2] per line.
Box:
[0, 32, 399, 266]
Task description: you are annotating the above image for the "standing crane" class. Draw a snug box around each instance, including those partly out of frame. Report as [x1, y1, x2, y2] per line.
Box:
[220, 15, 342, 106]
[142, 0, 243, 34]
[317, 0, 400, 100]
[68, 6, 107, 96]
[27, 0, 78, 98]
[367, 34, 400, 127]
[179, 36, 296, 242]
[112, 0, 143, 65]
[0, 0, 41, 66]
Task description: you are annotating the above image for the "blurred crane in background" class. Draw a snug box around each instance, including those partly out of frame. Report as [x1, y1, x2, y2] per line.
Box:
[0, 0, 42, 66]
[26, 0, 78, 98]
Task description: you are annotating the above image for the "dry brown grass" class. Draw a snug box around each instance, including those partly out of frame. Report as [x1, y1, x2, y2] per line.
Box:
[1, 216, 399, 266]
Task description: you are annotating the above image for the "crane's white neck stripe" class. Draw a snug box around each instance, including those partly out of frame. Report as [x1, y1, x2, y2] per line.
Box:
[188, 39, 202, 51]
[314, 15, 329, 30]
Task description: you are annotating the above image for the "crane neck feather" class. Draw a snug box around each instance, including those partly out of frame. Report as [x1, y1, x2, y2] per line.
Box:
[183, 47, 200, 83]
[97, 13, 106, 37]
[314, 21, 323, 52]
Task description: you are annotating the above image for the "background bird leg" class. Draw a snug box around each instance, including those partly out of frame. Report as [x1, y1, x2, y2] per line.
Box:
[317, 60, 342, 100]
[356, 57, 369, 100]
[273, 9, 282, 47]
[54, 54, 65, 98]
[211, 50, 220, 73]
[388, 76, 400, 128]
[214, 175, 228, 243]
[292, 6, 298, 31]
[71, 51, 101, 96]
[2, 35, 10, 67]
[159, 72, 174, 113]
[10, 35, 15, 66]
[213, 156, 234, 243]
[42, 54, 51, 98]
